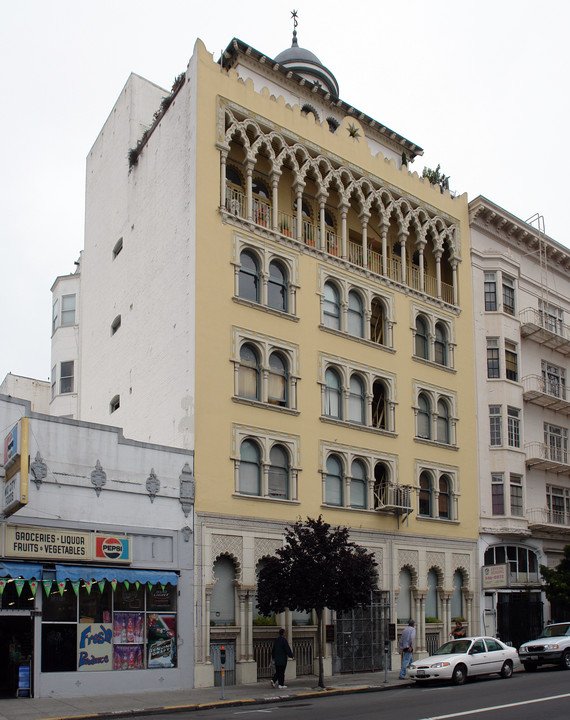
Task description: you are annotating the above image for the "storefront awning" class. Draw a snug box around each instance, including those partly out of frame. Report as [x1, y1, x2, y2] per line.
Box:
[55, 565, 178, 586]
[0, 561, 43, 580]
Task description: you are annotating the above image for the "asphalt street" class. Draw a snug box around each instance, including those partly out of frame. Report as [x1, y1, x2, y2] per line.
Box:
[137, 667, 570, 720]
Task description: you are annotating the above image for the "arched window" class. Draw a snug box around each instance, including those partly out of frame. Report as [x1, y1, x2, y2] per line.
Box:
[325, 454, 343, 506]
[323, 210, 338, 255]
[226, 166, 242, 187]
[238, 344, 260, 400]
[435, 323, 447, 366]
[374, 462, 389, 508]
[323, 282, 341, 330]
[239, 440, 261, 495]
[211, 556, 236, 625]
[268, 444, 289, 499]
[324, 368, 342, 419]
[348, 374, 365, 424]
[251, 178, 269, 198]
[439, 475, 451, 519]
[326, 117, 339, 133]
[415, 316, 429, 359]
[419, 471, 433, 516]
[372, 380, 387, 430]
[436, 400, 450, 444]
[347, 291, 364, 337]
[397, 568, 412, 623]
[267, 260, 288, 312]
[239, 250, 260, 302]
[426, 569, 439, 619]
[370, 298, 386, 345]
[451, 570, 463, 620]
[417, 393, 431, 439]
[350, 459, 367, 509]
[268, 352, 288, 407]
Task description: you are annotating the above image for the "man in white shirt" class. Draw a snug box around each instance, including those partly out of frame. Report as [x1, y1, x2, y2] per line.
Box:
[399, 619, 416, 679]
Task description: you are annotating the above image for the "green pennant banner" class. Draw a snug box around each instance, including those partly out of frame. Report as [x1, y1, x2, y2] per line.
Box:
[148, 582, 153, 593]
[29, 580, 38, 597]
[135, 581, 140, 591]
[84, 580, 94, 595]
[111, 579, 117, 592]
[123, 580, 130, 590]
[98, 580, 106, 594]
[71, 580, 81, 596]
[57, 581, 66, 596]
[0, 580, 7, 596]
[43, 580, 53, 596]
[15, 579, 25, 597]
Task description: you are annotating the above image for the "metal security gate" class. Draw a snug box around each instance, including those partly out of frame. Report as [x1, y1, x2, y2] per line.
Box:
[336, 590, 390, 673]
[253, 638, 273, 679]
[210, 642, 236, 686]
[497, 592, 543, 649]
[292, 637, 314, 675]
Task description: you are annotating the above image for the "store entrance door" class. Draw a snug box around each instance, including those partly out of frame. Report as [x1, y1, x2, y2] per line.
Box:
[0, 616, 33, 698]
[497, 592, 542, 649]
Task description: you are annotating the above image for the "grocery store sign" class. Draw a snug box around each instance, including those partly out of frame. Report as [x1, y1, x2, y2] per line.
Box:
[4, 525, 132, 563]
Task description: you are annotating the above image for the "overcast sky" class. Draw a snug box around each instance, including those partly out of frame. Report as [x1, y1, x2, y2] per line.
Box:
[1, 0, 568, 385]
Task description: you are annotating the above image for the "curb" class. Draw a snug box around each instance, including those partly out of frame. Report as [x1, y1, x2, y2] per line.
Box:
[35, 680, 414, 720]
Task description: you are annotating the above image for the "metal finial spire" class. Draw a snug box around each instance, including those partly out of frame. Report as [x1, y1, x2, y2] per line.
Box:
[291, 9, 298, 46]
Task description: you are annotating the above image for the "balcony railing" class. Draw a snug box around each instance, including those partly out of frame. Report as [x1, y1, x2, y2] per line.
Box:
[226, 183, 455, 304]
[374, 483, 413, 516]
[520, 307, 570, 355]
[525, 441, 570, 473]
[527, 507, 570, 532]
[522, 374, 570, 413]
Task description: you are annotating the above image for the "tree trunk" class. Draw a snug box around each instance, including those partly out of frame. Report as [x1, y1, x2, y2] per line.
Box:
[316, 607, 324, 688]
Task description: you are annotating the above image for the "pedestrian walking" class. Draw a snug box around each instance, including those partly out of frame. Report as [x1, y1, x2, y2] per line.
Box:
[271, 628, 294, 689]
[399, 619, 416, 679]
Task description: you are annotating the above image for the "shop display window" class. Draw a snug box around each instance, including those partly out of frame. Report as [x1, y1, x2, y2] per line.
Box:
[0, 579, 36, 610]
[41, 579, 178, 672]
[41, 623, 77, 672]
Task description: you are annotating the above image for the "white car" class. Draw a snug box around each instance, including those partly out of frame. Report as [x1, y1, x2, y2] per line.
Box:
[408, 636, 519, 685]
[518, 621, 570, 671]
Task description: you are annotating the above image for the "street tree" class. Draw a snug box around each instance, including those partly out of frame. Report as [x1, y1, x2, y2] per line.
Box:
[256, 516, 378, 688]
[541, 544, 570, 616]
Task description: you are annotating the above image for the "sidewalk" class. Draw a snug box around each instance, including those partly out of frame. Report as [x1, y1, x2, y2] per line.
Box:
[0, 669, 412, 720]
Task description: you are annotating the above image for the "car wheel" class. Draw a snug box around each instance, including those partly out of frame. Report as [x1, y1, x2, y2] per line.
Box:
[523, 662, 537, 672]
[560, 650, 570, 670]
[500, 660, 513, 678]
[452, 664, 467, 685]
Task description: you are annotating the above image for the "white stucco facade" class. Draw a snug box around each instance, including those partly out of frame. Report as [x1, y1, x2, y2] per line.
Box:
[0, 394, 194, 698]
[470, 196, 570, 645]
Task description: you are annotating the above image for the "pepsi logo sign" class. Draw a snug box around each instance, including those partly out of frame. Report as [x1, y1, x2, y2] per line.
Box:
[101, 538, 123, 559]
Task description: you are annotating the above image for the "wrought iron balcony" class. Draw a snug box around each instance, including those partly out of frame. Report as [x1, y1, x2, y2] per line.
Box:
[525, 441, 570, 473]
[522, 374, 570, 414]
[520, 307, 570, 355]
[374, 482, 414, 517]
[527, 507, 570, 534]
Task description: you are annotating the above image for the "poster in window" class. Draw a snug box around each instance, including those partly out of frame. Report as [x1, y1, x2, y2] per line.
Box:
[113, 644, 143, 670]
[147, 613, 176, 668]
[77, 623, 113, 671]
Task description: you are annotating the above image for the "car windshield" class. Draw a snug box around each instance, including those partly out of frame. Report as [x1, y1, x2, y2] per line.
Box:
[434, 640, 471, 655]
[539, 623, 570, 638]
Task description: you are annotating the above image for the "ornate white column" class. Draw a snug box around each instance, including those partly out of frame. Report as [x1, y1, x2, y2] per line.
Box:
[434, 249, 442, 300]
[220, 151, 227, 209]
[399, 232, 408, 285]
[340, 203, 349, 259]
[360, 212, 370, 269]
[318, 192, 327, 250]
[271, 170, 281, 232]
[238, 589, 247, 661]
[451, 259, 459, 306]
[418, 240, 426, 293]
[246, 161, 254, 221]
[381, 225, 388, 276]
[295, 184, 304, 242]
[205, 587, 213, 662]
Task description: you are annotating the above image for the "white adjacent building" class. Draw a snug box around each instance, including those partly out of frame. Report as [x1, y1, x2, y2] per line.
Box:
[470, 196, 570, 647]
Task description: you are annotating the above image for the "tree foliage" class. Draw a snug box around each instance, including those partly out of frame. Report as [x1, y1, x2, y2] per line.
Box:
[257, 516, 378, 687]
[422, 164, 450, 192]
[540, 544, 570, 606]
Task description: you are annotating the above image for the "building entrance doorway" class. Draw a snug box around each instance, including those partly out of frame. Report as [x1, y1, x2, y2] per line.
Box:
[497, 592, 542, 648]
[0, 616, 33, 697]
[336, 590, 390, 673]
